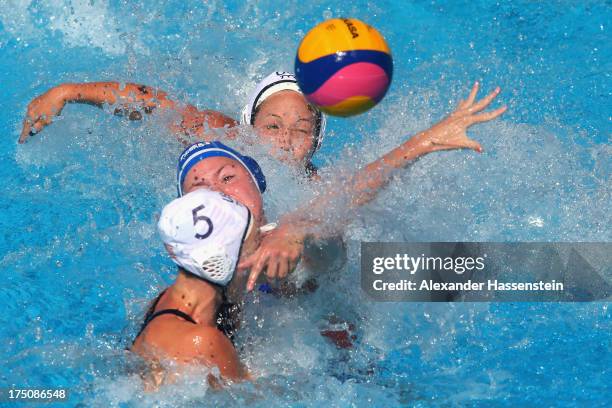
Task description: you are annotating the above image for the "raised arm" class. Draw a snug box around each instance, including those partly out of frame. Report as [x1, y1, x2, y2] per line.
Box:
[19, 82, 237, 143]
[286, 82, 505, 221]
[347, 82, 505, 206]
[240, 82, 507, 289]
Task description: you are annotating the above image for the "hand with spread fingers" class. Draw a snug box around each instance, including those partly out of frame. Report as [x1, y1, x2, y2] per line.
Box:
[238, 224, 305, 292]
[418, 82, 507, 153]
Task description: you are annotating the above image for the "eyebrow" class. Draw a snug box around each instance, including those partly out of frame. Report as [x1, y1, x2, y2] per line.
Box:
[191, 164, 233, 188]
[215, 164, 234, 178]
[265, 114, 313, 124]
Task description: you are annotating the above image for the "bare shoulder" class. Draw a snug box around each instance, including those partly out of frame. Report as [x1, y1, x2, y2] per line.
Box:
[134, 318, 247, 381]
[182, 325, 246, 380]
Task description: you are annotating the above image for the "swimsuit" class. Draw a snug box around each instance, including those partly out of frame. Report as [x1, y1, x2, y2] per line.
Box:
[133, 289, 240, 344]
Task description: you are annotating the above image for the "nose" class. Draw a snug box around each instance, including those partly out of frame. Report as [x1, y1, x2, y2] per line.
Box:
[279, 126, 290, 139]
[277, 127, 293, 151]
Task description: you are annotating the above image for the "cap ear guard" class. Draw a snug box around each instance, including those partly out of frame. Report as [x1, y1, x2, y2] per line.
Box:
[240, 104, 250, 128]
[188, 244, 235, 285]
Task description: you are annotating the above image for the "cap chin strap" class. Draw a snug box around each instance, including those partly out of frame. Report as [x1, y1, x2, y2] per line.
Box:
[259, 222, 278, 233]
[244, 212, 256, 240]
[239, 104, 250, 127]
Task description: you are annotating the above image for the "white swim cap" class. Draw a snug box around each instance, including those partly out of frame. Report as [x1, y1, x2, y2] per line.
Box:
[240, 71, 327, 154]
[158, 188, 253, 286]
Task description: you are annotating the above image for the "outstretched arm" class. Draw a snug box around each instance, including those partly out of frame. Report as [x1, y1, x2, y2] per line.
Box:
[19, 82, 236, 143]
[288, 82, 505, 221]
[347, 82, 505, 206]
[240, 82, 507, 289]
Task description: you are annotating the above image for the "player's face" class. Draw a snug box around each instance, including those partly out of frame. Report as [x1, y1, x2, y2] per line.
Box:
[182, 156, 264, 225]
[253, 90, 315, 164]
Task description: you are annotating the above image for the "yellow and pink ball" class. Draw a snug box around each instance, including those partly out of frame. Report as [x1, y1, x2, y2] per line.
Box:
[295, 18, 393, 117]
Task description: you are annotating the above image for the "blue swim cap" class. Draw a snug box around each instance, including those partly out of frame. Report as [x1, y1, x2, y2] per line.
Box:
[177, 141, 267, 196]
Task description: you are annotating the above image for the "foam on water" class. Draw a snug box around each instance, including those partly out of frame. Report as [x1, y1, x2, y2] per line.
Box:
[1, 0, 610, 406]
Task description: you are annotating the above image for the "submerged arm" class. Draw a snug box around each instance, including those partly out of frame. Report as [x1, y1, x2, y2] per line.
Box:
[19, 82, 236, 143]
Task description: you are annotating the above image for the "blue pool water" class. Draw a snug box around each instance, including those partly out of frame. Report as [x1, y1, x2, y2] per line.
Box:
[1, 1, 610, 406]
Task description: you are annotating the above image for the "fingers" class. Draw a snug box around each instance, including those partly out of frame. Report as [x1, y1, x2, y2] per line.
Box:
[465, 81, 479, 106]
[243, 253, 298, 291]
[456, 82, 479, 110]
[237, 255, 254, 272]
[19, 118, 48, 143]
[19, 108, 52, 143]
[275, 250, 300, 280]
[471, 106, 507, 124]
[265, 258, 279, 282]
[277, 259, 289, 280]
[246, 268, 261, 292]
[445, 138, 482, 152]
[466, 138, 483, 153]
[287, 258, 298, 276]
[32, 119, 47, 133]
[469, 86, 501, 113]
[246, 258, 290, 291]
[19, 118, 33, 143]
[246, 251, 269, 292]
[430, 136, 483, 153]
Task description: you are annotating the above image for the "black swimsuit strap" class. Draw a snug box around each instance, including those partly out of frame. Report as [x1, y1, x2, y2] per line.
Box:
[146, 308, 197, 325]
[133, 288, 240, 345]
[133, 290, 196, 343]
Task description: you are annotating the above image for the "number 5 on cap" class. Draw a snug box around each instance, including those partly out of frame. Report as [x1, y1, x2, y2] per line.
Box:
[192, 205, 213, 239]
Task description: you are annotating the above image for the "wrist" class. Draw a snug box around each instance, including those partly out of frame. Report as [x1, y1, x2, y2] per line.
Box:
[276, 222, 308, 243]
[54, 83, 77, 102]
[406, 131, 436, 156]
